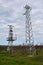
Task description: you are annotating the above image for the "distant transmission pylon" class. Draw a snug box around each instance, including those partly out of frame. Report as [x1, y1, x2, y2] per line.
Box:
[7, 25, 17, 53]
[24, 4, 36, 55]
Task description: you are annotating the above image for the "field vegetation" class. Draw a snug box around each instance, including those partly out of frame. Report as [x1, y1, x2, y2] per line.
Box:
[0, 50, 43, 65]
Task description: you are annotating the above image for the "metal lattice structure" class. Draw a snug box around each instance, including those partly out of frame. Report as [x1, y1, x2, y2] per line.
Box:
[7, 25, 17, 53]
[24, 5, 36, 55]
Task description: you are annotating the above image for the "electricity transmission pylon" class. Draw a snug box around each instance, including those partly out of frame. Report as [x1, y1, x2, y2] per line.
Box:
[7, 25, 17, 53]
[24, 4, 36, 55]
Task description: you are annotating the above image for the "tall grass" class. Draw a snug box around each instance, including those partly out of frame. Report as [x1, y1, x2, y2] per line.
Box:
[0, 51, 43, 65]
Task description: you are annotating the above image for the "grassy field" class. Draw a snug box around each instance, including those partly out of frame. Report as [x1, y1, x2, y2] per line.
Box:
[0, 51, 43, 65]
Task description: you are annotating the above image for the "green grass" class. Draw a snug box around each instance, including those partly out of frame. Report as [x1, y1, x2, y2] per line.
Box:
[0, 51, 43, 65]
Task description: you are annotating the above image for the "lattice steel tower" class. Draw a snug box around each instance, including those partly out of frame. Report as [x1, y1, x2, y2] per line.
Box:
[24, 5, 35, 55]
[7, 25, 16, 53]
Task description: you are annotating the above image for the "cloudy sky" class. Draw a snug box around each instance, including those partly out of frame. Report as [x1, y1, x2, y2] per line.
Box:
[0, 0, 43, 45]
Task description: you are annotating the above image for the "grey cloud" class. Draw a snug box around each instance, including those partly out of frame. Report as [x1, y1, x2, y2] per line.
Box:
[0, 0, 43, 44]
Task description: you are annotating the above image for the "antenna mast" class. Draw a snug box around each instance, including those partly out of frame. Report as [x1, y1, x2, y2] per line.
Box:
[7, 25, 17, 53]
[24, 4, 35, 55]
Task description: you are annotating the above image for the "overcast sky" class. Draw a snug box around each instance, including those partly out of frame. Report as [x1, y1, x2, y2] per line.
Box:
[0, 0, 43, 45]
